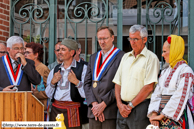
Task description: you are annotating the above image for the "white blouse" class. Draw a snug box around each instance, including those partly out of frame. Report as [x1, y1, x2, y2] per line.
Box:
[147, 61, 194, 121]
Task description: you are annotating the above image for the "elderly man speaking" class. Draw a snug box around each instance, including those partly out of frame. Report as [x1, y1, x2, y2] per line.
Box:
[0, 36, 41, 91]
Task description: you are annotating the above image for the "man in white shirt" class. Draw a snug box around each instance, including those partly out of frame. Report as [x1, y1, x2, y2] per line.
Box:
[113, 25, 160, 129]
[46, 38, 87, 129]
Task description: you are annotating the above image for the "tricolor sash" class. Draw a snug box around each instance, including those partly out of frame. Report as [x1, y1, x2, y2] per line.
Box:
[93, 47, 120, 81]
[2, 55, 23, 85]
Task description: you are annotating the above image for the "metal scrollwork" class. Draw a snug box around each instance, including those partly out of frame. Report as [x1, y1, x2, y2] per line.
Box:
[146, 0, 180, 42]
[63, 0, 109, 57]
[148, 2, 176, 24]
[147, 36, 154, 44]
[66, 0, 107, 23]
[146, 0, 181, 62]
[147, 24, 154, 44]
[11, 0, 50, 42]
[12, 0, 50, 24]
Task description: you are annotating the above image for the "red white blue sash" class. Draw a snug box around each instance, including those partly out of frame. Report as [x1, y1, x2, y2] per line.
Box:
[93, 47, 120, 81]
[2, 55, 23, 85]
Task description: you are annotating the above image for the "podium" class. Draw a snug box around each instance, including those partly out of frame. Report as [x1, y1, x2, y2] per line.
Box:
[0, 91, 44, 127]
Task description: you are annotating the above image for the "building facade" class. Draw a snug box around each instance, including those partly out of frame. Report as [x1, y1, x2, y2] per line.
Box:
[0, 0, 194, 69]
[0, 0, 10, 42]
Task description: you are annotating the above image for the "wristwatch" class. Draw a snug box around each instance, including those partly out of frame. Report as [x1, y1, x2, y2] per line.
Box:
[128, 102, 135, 108]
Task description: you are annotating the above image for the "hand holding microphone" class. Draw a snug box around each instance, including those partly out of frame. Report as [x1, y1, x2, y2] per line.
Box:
[17, 57, 21, 64]
[15, 53, 27, 66]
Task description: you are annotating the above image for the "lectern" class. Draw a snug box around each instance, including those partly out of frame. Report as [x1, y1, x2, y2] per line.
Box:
[0, 91, 44, 127]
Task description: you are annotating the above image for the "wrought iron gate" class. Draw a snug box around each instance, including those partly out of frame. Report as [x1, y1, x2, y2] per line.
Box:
[145, 0, 188, 64]
[10, 0, 189, 65]
[10, 0, 121, 64]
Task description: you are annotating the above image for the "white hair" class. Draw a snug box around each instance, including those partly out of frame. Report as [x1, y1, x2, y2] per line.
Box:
[129, 25, 148, 38]
[6, 36, 24, 48]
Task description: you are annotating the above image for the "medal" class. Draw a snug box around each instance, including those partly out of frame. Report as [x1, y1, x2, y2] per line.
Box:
[92, 47, 120, 88]
[13, 85, 18, 91]
[93, 82, 97, 88]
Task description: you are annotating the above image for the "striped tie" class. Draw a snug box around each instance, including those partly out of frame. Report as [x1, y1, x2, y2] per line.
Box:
[13, 61, 18, 73]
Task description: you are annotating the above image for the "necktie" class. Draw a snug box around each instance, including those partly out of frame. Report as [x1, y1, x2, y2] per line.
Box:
[13, 61, 18, 73]
[99, 56, 103, 68]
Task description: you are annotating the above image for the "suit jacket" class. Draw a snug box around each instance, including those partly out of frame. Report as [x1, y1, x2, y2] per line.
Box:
[0, 56, 41, 91]
[84, 50, 125, 119]
[80, 59, 88, 65]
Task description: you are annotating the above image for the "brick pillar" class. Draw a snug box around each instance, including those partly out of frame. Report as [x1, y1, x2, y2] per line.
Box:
[0, 0, 10, 43]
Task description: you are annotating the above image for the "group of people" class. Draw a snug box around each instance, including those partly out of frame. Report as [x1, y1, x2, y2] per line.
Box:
[0, 24, 194, 129]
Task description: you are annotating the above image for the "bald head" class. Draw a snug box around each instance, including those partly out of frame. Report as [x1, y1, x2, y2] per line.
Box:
[0, 43, 7, 57]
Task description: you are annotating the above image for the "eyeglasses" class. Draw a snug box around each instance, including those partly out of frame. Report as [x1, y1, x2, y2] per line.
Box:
[24, 51, 32, 55]
[0, 51, 6, 54]
[55, 49, 60, 52]
[127, 37, 143, 42]
[97, 37, 109, 41]
[12, 47, 25, 51]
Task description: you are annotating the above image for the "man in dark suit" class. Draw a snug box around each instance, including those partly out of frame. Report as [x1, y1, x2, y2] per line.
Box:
[84, 26, 125, 129]
[0, 36, 41, 91]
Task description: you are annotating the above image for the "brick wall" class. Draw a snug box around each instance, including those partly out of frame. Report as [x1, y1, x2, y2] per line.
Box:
[0, 0, 10, 43]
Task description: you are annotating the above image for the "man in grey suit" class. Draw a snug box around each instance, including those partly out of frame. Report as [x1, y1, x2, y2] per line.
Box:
[0, 36, 41, 91]
[84, 26, 124, 129]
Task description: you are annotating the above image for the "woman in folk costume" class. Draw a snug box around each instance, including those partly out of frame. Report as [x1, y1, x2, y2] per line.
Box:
[147, 35, 194, 129]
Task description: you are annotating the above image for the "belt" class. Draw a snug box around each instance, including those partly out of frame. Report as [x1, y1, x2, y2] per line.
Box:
[122, 100, 129, 105]
[121, 99, 150, 105]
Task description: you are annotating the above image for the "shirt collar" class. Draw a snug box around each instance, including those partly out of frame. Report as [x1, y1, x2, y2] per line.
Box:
[8, 55, 16, 64]
[11, 58, 15, 64]
[128, 46, 148, 57]
[101, 45, 114, 56]
[59, 59, 77, 70]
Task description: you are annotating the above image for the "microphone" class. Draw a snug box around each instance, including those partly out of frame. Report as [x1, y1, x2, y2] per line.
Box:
[17, 57, 21, 64]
